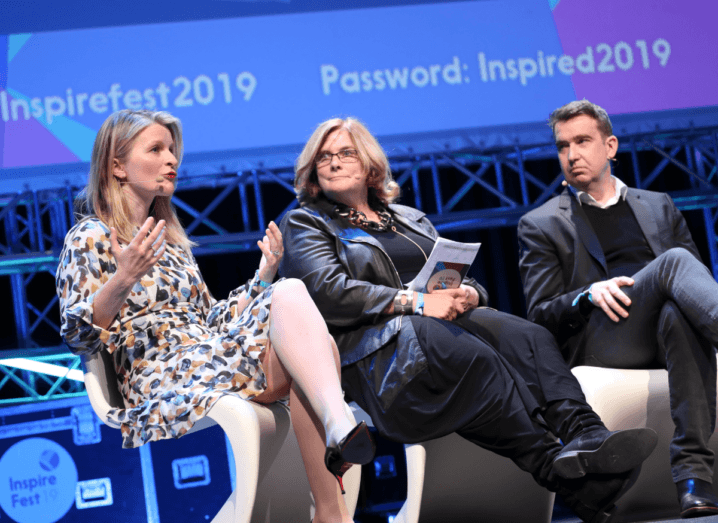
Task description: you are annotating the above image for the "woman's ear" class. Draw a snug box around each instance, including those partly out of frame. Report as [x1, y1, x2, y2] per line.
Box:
[112, 158, 126, 180]
[366, 167, 378, 183]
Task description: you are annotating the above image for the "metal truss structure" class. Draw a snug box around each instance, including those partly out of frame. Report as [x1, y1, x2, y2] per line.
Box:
[1, 124, 717, 405]
[0, 346, 85, 405]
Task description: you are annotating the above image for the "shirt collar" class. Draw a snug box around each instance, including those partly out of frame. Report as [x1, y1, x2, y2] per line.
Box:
[570, 176, 628, 209]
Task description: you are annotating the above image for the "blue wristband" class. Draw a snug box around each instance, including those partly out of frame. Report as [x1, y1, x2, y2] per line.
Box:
[247, 270, 271, 299]
[414, 292, 425, 316]
[253, 270, 271, 288]
[571, 285, 595, 307]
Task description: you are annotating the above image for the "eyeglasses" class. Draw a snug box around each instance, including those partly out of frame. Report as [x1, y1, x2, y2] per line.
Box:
[315, 149, 359, 167]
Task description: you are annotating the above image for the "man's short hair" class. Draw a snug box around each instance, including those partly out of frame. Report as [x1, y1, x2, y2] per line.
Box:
[549, 100, 613, 138]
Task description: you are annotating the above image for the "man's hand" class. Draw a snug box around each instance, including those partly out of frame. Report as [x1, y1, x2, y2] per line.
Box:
[589, 276, 634, 322]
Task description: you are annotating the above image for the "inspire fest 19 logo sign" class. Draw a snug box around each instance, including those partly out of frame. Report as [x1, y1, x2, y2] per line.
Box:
[0, 438, 78, 523]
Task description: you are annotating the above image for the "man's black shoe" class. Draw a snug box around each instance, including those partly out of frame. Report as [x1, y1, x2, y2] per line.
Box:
[677, 478, 718, 518]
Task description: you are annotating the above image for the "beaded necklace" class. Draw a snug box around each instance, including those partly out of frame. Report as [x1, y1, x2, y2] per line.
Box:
[334, 202, 429, 261]
[335, 204, 393, 232]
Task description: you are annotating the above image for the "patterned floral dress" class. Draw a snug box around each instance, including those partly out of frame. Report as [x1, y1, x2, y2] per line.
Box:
[56, 217, 275, 448]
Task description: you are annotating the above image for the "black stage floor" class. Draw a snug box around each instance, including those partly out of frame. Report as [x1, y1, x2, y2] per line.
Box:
[554, 516, 718, 523]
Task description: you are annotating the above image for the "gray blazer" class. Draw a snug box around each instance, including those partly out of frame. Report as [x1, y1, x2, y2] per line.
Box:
[517, 186, 701, 363]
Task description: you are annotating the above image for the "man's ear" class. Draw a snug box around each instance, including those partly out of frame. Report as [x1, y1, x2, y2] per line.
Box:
[606, 135, 619, 159]
[113, 158, 126, 180]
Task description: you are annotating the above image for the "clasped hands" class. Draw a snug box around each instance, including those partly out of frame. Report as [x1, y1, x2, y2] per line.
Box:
[423, 284, 479, 321]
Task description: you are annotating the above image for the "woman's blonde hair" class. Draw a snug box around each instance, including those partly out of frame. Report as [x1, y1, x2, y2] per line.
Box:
[81, 109, 193, 251]
[294, 117, 400, 207]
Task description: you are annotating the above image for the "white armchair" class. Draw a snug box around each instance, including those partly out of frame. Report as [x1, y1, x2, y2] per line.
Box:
[572, 362, 718, 522]
[350, 403, 555, 523]
[82, 349, 361, 523]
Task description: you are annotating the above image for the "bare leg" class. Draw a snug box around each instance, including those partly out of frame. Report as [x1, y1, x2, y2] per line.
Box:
[253, 279, 356, 523]
[254, 340, 352, 523]
[291, 372, 353, 523]
[266, 278, 355, 447]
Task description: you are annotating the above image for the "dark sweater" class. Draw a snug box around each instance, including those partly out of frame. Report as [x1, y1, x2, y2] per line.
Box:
[582, 198, 655, 278]
[366, 220, 436, 285]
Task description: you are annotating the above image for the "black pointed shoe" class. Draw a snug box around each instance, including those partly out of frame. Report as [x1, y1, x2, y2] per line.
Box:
[677, 478, 718, 518]
[553, 428, 658, 479]
[558, 467, 642, 523]
[324, 421, 376, 494]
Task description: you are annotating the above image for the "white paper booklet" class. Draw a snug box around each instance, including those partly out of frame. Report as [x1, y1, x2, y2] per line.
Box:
[407, 238, 481, 293]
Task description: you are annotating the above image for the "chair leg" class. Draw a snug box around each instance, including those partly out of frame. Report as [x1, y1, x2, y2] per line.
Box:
[393, 442, 427, 523]
[341, 402, 362, 517]
[208, 396, 290, 523]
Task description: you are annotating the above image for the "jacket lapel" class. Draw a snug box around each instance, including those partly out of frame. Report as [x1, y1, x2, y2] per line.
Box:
[313, 198, 388, 250]
[390, 206, 434, 240]
[314, 196, 434, 248]
[625, 190, 663, 256]
[325, 214, 387, 250]
[559, 188, 608, 274]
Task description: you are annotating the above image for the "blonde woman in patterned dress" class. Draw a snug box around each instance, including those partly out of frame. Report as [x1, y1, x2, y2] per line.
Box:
[55, 110, 374, 523]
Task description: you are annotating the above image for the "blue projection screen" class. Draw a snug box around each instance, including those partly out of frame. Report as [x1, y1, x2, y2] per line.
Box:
[1, 0, 716, 191]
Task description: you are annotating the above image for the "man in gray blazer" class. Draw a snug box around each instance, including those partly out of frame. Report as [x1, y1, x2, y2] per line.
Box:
[518, 100, 718, 518]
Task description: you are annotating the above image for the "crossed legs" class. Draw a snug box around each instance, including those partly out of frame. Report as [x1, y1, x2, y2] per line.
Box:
[253, 278, 356, 523]
[578, 248, 718, 483]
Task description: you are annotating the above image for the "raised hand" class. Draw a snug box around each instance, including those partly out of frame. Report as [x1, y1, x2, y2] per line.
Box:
[110, 217, 167, 286]
[257, 221, 283, 282]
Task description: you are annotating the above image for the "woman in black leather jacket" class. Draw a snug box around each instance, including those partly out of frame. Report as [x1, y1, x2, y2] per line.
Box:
[279, 117, 657, 522]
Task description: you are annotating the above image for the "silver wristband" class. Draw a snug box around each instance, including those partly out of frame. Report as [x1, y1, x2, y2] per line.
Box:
[393, 290, 414, 315]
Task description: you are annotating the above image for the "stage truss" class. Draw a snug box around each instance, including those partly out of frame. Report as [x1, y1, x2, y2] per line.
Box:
[1, 124, 717, 404]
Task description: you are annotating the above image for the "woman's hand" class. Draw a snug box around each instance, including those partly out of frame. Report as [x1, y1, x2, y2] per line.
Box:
[422, 288, 466, 321]
[93, 217, 166, 330]
[257, 221, 283, 282]
[110, 217, 166, 287]
[459, 284, 480, 311]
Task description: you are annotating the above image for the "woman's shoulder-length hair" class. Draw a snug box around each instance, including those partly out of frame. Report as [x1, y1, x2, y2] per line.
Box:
[294, 117, 400, 207]
[81, 109, 194, 251]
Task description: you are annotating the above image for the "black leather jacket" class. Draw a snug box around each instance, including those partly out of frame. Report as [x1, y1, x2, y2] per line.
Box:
[279, 196, 489, 372]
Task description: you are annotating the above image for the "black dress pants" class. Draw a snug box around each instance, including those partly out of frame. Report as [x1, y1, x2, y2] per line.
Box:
[571, 248, 718, 483]
[455, 307, 587, 408]
[343, 315, 572, 489]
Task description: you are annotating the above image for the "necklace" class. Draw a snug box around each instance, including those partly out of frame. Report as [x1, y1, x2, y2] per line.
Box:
[333, 201, 429, 260]
[335, 205, 393, 232]
[391, 225, 428, 261]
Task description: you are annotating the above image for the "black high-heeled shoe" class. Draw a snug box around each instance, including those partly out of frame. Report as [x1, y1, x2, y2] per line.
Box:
[324, 421, 376, 494]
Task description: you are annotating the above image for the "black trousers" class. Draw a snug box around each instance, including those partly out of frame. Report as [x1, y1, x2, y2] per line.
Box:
[455, 307, 587, 408]
[343, 311, 585, 489]
[572, 248, 718, 483]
